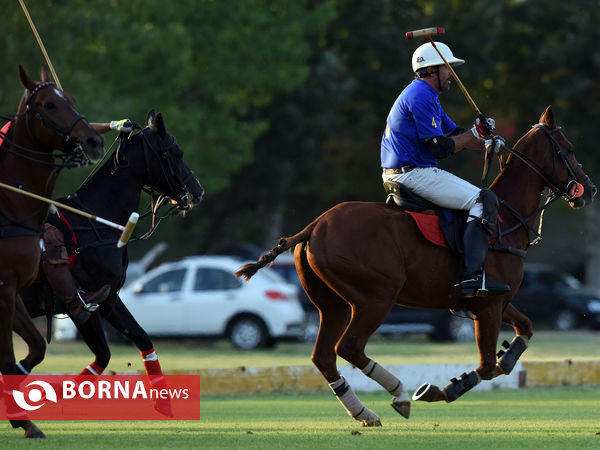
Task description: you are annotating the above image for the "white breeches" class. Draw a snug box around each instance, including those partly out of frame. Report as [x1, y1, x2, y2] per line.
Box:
[382, 166, 482, 220]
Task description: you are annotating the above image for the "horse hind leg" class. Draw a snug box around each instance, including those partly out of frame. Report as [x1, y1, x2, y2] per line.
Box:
[295, 245, 380, 427]
[333, 297, 411, 420]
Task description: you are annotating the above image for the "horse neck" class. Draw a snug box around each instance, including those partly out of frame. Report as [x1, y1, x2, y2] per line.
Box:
[75, 146, 146, 225]
[0, 109, 57, 227]
[490, 153, 547, 249]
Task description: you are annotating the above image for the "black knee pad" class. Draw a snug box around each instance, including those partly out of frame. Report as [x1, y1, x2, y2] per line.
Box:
[479, 188, 499, 234]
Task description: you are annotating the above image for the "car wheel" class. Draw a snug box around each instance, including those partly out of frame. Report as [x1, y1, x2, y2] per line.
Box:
[228, 316, 270, 350]
[553, 309, 578, 331]
[431, 311, 475, 342]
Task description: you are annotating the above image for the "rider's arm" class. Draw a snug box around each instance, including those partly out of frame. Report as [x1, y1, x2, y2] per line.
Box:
[90, 119, 132, 134]
[90, 123, 111, 134]
[424, 126, 485, 158]
[448, 127, 485, 153]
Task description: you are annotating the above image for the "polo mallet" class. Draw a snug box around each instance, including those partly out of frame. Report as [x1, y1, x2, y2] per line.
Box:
[18, 0, 63, 89]
[406, 27, 483, 118]
[0, 182, 138, 247]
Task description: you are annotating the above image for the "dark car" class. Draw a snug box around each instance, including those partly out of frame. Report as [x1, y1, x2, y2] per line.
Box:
[509, 263, 600, 331]
[379, 307, 475, 342]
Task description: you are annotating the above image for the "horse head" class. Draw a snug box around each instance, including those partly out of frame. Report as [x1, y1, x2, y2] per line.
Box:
[142, 109, 204, 212]
[18, 64, 104, 163]
[512, 105, 596, 208]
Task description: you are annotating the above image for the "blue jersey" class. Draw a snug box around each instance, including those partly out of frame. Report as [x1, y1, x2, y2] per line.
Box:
[381, 79, 457, 168]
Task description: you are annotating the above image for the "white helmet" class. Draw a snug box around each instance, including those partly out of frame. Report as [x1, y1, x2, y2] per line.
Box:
[412, 42, 464, 73]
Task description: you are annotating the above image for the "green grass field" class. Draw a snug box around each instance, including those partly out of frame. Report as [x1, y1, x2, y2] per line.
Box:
[5, 330, 600, 447]
[1, 388, 599, 449]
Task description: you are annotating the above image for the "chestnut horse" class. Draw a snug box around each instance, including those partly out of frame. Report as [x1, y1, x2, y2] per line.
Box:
[0, 65, 104, 438]
[236, 106, 596, 427]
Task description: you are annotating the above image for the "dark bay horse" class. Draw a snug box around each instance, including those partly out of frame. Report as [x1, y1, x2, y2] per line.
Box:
[236, 106, 596, 426]
[18, 110, 203, 416]
[1, 65, 104, 438]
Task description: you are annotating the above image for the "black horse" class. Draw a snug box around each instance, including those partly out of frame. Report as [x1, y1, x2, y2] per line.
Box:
[19, 110, 203, 415]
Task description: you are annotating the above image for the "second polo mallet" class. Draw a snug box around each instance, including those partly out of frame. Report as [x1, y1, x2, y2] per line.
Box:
[406, 27, 483, 118]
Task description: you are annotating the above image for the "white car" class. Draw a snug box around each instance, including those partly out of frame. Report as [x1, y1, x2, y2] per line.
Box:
[54, 255, 306, 349]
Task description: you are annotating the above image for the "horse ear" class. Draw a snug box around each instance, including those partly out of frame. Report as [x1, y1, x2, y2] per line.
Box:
[155, 113, 167, 137]
[40, 63, 52, 83]
[539, 105, 556, 128]
[146, 109, 157, 130]
[19, 65, 36, 92]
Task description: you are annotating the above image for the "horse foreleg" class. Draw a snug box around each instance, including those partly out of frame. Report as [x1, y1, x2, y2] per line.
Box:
[414, 301, 502, 404]
[0, 291, 45, 438]
[12, 295, 46, 374]
[73, 312, 110, 377]
[101, 295, 172, 417]
[491, 303, 532, 378]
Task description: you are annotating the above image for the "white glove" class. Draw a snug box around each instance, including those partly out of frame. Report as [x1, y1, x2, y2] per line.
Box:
[471, 117, 495, 138]
[484, 136, 505, 153]
[109, 119, 133, 133]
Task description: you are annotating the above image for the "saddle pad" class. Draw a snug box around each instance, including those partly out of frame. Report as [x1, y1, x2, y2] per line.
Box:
[0, 121, 11, 147]
[405, 210, 449, 248]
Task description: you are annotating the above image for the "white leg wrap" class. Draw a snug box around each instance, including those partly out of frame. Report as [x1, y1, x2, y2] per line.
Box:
[517, 335, 530, 347]
[329, 376, 381, 426]
[361, 359, 405, 397]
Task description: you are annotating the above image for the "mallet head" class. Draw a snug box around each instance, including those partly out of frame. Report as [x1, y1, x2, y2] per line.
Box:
[406, 27, 445, 40]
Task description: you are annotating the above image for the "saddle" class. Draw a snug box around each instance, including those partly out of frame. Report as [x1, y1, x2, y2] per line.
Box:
[383, 181, 468, 255]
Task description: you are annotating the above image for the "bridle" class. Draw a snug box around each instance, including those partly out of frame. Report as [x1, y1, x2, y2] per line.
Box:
[139, 127, 196, 212]
[107, 124, 198, 240]
[0, 81, 89, 168]
[502, 124, 590, 201]
[491, 123, 595, 254]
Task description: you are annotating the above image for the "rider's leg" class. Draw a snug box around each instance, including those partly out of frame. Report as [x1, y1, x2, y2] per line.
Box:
[41, 224, 110, 325]
[458, 219, 510, 297]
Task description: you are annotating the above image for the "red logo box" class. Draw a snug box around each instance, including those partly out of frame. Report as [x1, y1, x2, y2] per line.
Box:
[0, 375, 200, 420]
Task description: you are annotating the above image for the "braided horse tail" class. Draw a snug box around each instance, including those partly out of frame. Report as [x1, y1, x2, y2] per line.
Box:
[234, 220, 318, 281]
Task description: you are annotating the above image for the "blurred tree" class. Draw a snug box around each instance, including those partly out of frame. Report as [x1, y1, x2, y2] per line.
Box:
[2, 0, 599, 280]
[0, 0, 334, 259]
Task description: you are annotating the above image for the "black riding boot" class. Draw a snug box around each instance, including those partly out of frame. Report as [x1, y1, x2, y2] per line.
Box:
[457, 220, 510, 298]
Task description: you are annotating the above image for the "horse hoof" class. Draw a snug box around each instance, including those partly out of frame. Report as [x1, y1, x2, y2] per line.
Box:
[391, 400, 410, 419]
[412, 383, 447, 403]
[357, 409, 382, 427]
[361, 418, 382, 427]
[23, 422, 46, 439]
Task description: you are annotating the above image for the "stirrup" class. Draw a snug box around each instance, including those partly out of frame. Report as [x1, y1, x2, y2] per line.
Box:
[76, 291, 99, 312]
[476, 271, 489, 297]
